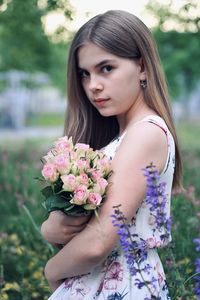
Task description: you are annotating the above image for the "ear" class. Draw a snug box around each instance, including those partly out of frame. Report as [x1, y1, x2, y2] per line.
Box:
[139, 58, 146, 81]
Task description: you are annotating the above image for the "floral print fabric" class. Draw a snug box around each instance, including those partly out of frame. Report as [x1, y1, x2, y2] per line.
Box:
[48, 116, 175, 299]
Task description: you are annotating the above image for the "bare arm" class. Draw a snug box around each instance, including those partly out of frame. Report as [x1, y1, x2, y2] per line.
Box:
[44, 123, 168, 287]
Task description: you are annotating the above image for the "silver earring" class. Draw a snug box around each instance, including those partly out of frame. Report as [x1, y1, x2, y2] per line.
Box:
[140, 80, 147, 88]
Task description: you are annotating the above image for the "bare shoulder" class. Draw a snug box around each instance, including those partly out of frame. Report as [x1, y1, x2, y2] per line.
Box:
[113, 120, 168, 173]
[129, 120, 167, 147]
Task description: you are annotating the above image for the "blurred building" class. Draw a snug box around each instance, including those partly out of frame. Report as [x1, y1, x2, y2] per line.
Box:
[0, 70, 200, 129]
[0, 70, 66, 129]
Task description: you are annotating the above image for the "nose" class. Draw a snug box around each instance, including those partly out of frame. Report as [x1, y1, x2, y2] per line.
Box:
[88, 75, 103, 93]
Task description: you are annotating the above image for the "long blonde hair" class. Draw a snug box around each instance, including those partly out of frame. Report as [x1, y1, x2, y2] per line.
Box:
[64, 10, 182, 188]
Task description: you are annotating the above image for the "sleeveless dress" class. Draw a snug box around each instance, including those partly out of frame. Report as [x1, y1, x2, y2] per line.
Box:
[48, 115, 175, 300]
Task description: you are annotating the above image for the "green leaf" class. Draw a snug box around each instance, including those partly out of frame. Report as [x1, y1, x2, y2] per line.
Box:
[44, 195, 68, 212]
[41, 186, 53, 198]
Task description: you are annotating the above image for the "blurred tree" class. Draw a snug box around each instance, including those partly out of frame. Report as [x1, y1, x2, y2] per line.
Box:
[48, 40, 71, 92]
[146, 0, 200, 101]
[0, 0, 73, 91]
[0, 0, 50, 71]
[46, 0, 73, 19]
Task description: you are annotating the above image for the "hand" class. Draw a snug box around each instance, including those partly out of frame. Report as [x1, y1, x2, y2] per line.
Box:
[41, 211, 90, 245]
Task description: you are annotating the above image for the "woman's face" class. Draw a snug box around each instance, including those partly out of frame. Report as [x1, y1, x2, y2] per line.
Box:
[77, 42, 146, 118]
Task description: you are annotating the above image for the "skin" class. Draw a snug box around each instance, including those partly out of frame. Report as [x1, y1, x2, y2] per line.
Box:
[41, 211, 90, 246]
[41, 42, 168, 291]
[78, 43, 149, 134]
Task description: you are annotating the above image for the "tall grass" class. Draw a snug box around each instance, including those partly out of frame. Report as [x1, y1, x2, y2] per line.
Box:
[0, 121, 199, 299]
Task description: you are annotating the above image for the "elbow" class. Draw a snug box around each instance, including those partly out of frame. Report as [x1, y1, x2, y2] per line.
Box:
[44, 258, 58, 283]
[44, 260, 53, 282]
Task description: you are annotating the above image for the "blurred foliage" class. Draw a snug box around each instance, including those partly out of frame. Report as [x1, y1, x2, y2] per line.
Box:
[147, 0, 200, 31]
[146, 0, 200, 99]
[176, 121, 200, 151]
[153, 30, 200, 99]
[0, 122, 199, 299]
[0, 0, 73, 92]
[0, 0, 200, 100]
[46, 0, 73, 19]
[0, 233, 51, 300]
[48, 41, 71, 92]
[0, 145, 53, 299]
[0, 0, 50, 71]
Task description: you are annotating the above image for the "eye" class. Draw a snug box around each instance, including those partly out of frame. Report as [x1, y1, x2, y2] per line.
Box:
[79, 69, 90, 79]
[101, 65, 113, 73]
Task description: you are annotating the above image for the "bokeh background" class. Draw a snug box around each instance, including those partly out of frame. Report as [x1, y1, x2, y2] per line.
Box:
[0, 0, 200, 299]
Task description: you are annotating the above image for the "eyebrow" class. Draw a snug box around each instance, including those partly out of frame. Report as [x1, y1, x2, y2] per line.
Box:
[78, 59, 116, 70]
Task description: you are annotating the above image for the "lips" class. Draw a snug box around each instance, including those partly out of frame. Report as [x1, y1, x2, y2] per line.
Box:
[94, 97, 110, 104]
[94, 98, 109, 102]
[93, 98, 109, 107]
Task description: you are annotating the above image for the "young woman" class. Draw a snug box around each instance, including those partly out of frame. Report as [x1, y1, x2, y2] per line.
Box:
[41, 10, 182, 299]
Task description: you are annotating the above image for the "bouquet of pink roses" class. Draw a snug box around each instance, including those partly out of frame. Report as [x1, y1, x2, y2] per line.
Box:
[40, 136, 112, 216]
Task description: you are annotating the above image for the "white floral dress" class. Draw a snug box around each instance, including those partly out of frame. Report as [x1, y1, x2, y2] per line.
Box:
[48, 115, 175, 300]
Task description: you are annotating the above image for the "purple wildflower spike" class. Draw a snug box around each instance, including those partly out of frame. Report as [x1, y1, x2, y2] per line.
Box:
[193, 238, 200, 299]
[143, 163, 171, 241]
[111, 164, 172, 298]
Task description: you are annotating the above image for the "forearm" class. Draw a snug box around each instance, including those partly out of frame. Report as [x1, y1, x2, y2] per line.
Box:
[44, 218, 118, 282]
[45, 236, 107, 282]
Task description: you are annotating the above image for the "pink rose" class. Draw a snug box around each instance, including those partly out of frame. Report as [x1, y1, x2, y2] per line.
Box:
[95, 158, 111, 176]
[41, 163, 59, 182]
[70, 185, 89, 205]
[54, 136, 73, 153]
[88, 192, 102, 207]
[75, 143, 90, 150]
[54, 154, 71, 174]
[71, 160, 89, 175]
[43, 151, 55, 163]
[75, 143, 90, 158]
[93, 178, 108, 195]
[98, 178, 108, 193]
[72, 159, 89, 174]
[61, 174, 78, 192]
[76, 159, 90, 172]
[77, 173, 89, 186]
[90, 169, 101, 182]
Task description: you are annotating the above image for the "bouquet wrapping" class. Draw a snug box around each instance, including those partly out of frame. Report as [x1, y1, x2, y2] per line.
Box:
[40, 136, 112, 216]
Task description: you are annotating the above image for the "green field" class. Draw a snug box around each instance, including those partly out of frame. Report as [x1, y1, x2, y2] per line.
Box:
[26, 113, 65, 127]
[0, 120, 199, 299]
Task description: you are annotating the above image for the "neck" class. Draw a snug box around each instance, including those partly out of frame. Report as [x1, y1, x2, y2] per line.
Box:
[117, 98, 156, 135]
